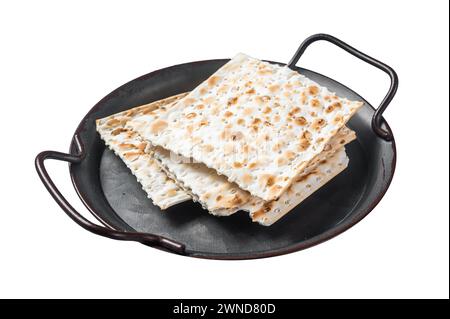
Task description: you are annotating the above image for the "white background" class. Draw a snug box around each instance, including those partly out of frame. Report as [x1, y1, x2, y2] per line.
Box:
[0, 0, 448, 299]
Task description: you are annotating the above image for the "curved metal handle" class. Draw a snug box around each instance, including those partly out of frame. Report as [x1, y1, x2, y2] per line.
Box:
[35, 135, 186, 254]
[288, 33, 398, 141]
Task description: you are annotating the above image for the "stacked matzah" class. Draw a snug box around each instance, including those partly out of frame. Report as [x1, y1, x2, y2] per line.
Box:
[97, 53, 363, 225]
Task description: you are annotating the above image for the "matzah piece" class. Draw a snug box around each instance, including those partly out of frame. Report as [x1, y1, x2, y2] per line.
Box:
[125, 91, 355, 214]
[152, 150, 242, 216]
[151, 126, 355, 215]
[152, 146, 249, 216]
[126, 53, 363, 201]
[247, 147, 349, 226]
[96, 94, 191, 209]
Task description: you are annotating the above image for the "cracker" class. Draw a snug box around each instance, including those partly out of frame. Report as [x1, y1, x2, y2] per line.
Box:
[152, 146, 249, 216]
[96, 94, 191, 209]
[151, 127, 355, 214]
[246, 147, 349, 226]
[126, 53, 363, 200]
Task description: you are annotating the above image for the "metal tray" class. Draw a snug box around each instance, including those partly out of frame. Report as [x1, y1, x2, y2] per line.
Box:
[36, 34, 398, 259]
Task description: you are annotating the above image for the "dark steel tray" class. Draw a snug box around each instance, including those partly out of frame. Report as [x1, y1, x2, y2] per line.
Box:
[36, 34, 398, 259]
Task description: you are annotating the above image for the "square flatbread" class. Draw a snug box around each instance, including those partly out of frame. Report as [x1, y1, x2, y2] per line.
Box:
[151, 127, 355, 215]
[96, 94, 191, 209]
[127, 100, 353, 224]
[98, 93, 353, 224]
[126, 53, 363, 201]
[126, 91, 355, 215]
[246, 147, 349, 225]
[152, 138, 349, 225]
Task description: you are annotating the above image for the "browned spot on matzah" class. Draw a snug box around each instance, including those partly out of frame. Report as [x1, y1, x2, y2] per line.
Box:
[255, 95, 271, 105]
[219, 130, 229, 140]
[106, 118, 121, 127]
[207, 75, 220, 87]
[227, 96, 238, 106]
[252, 118, 261, 125]
[111, 128, 127, 136]
[263, 202, 274, 213]
[308, 85, 319, 95]
[125, 109, 137, 117]
[137, 142, 147, 152]
[294, 116, 308, 126]
[333, 114, 344, 125]
[199, 87, 208, 95]
[300, 92, 307, 104]
[198, 120, 209, 127]
[248, 161, 258, 169]
[242, 173, 253, 184]
[149, 119, 168, 134]
[202, 193, 211, 200]
[326, 102, 342, 113]
[183, 98, 196, 106]
[284, 150, 296, 160]
[277, 157, 287, 166]
[302, 130, 312, 140]
[257, 67, 273, 76]
[185, 125, 193, 135]
[218, 85, 229, 95]
[185, 112, 197, 119]
[312, 118, 327, 131]
[224, 111, 233, 118]
[252, 208, 265, 219]
[310, 99, 321, 107]
[289, 107, 301, 115]
[269, 184, 283, 197]
[202, 96, 215, 104]
[297, 137, 311, 152]
[262, 106, 272, 114]
[202, 144, 214, 152]
[119, 143, 135, 149]
[269, 84, 280, 93]
[260, 174, 275, 187]
[272, 142, 282, 152]
[284, 83, 293, 90]
[166, 189, 178, 197]
[230, 195, 243, 206]
[142, 108, 156, 115]
[231, 131, 244, 141]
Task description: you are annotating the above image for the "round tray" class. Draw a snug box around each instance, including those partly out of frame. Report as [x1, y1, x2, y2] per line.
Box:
[36, 34, 398, 259]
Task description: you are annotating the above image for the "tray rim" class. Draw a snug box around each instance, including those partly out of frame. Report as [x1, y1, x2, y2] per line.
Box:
[67, 58, 397, 260]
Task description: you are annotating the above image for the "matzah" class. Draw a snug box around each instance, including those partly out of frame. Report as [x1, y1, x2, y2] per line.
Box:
[152, 146, 249, 216]
[126, 53, 363, 201]
[125, 92, 355, 215]
[96, 94, 191, 209]
[246, 147, 349, 226]
[151, 127, 355, 215]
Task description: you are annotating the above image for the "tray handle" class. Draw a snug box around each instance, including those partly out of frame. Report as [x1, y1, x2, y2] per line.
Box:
[35, 135, 186, 255]
[288, 33, 398, 141]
